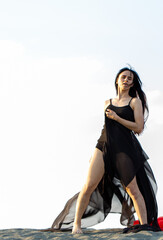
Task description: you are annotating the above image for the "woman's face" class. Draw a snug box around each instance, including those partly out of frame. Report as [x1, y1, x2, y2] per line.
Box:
[116, 70, 134, 91]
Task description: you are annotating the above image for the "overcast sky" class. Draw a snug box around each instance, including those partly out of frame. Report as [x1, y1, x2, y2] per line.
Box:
[0, 0, 163, 230]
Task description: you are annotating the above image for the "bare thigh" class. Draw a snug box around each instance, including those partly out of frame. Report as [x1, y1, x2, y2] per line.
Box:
[85, 148, 104, 191]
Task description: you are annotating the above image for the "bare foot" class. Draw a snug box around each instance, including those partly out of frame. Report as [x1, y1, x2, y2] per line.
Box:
[72, 223, 83, 234]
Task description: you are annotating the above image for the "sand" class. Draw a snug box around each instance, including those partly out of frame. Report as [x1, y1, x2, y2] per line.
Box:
[0, 228, 163, 240]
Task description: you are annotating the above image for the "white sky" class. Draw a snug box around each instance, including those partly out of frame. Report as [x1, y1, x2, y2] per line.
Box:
[0, 0, 163, 230]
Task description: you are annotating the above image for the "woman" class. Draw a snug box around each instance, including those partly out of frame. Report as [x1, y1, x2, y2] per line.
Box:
[50, 67, 159, 234]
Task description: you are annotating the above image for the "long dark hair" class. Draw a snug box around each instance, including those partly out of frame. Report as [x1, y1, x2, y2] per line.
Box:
[115, 67, 149, 122]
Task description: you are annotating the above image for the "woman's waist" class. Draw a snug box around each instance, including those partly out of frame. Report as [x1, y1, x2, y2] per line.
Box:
[106, 121, 133, 133]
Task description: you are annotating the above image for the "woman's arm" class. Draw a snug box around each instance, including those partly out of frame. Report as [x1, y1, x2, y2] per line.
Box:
[105, 98, 144, 134]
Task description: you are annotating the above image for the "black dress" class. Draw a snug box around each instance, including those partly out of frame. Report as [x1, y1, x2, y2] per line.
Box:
[51, 98, 158, 230]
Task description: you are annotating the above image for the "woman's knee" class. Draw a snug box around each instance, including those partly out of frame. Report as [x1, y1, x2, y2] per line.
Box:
[83, 182, 96, 195]
[126, 187, 140, 200]
[82, 148, 104, 196]
[126, 178, 140, 199]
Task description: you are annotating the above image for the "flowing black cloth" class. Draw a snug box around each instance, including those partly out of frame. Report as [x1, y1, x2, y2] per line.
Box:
[51, 98, 158, 230]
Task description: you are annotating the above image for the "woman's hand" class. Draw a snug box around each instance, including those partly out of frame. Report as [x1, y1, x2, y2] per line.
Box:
[105, 109, 118, 120]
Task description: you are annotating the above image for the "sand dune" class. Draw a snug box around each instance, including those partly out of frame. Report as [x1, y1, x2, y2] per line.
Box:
[0, 228, 163, 240]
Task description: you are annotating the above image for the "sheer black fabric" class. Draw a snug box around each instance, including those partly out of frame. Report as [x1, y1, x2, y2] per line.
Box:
[50, 98, 158, 230]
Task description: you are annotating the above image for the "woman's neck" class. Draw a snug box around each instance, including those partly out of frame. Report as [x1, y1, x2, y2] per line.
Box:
[117, 89, 130, 100]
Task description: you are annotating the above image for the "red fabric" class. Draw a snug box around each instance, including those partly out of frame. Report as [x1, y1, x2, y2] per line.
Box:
[133, 220, 140, 225]
[157, 217, 163, 231]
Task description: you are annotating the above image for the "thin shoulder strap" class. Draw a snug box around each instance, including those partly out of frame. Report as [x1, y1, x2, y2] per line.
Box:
[128, 97, 133, 106]
[110, 98, 112, 105]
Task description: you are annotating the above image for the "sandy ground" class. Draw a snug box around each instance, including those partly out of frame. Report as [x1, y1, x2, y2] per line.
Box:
[0, 228, 163, 240]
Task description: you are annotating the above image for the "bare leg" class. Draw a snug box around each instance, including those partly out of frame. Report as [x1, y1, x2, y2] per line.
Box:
[126, 177, 147, 224]
[72, 148, 104, 234]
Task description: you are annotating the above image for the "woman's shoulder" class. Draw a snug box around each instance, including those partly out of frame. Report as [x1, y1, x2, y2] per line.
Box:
[131, 97, 141, 104]
[130, 97, 142, 109]
[104, 99, 111, 111]
[104, 99, 111, 105]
